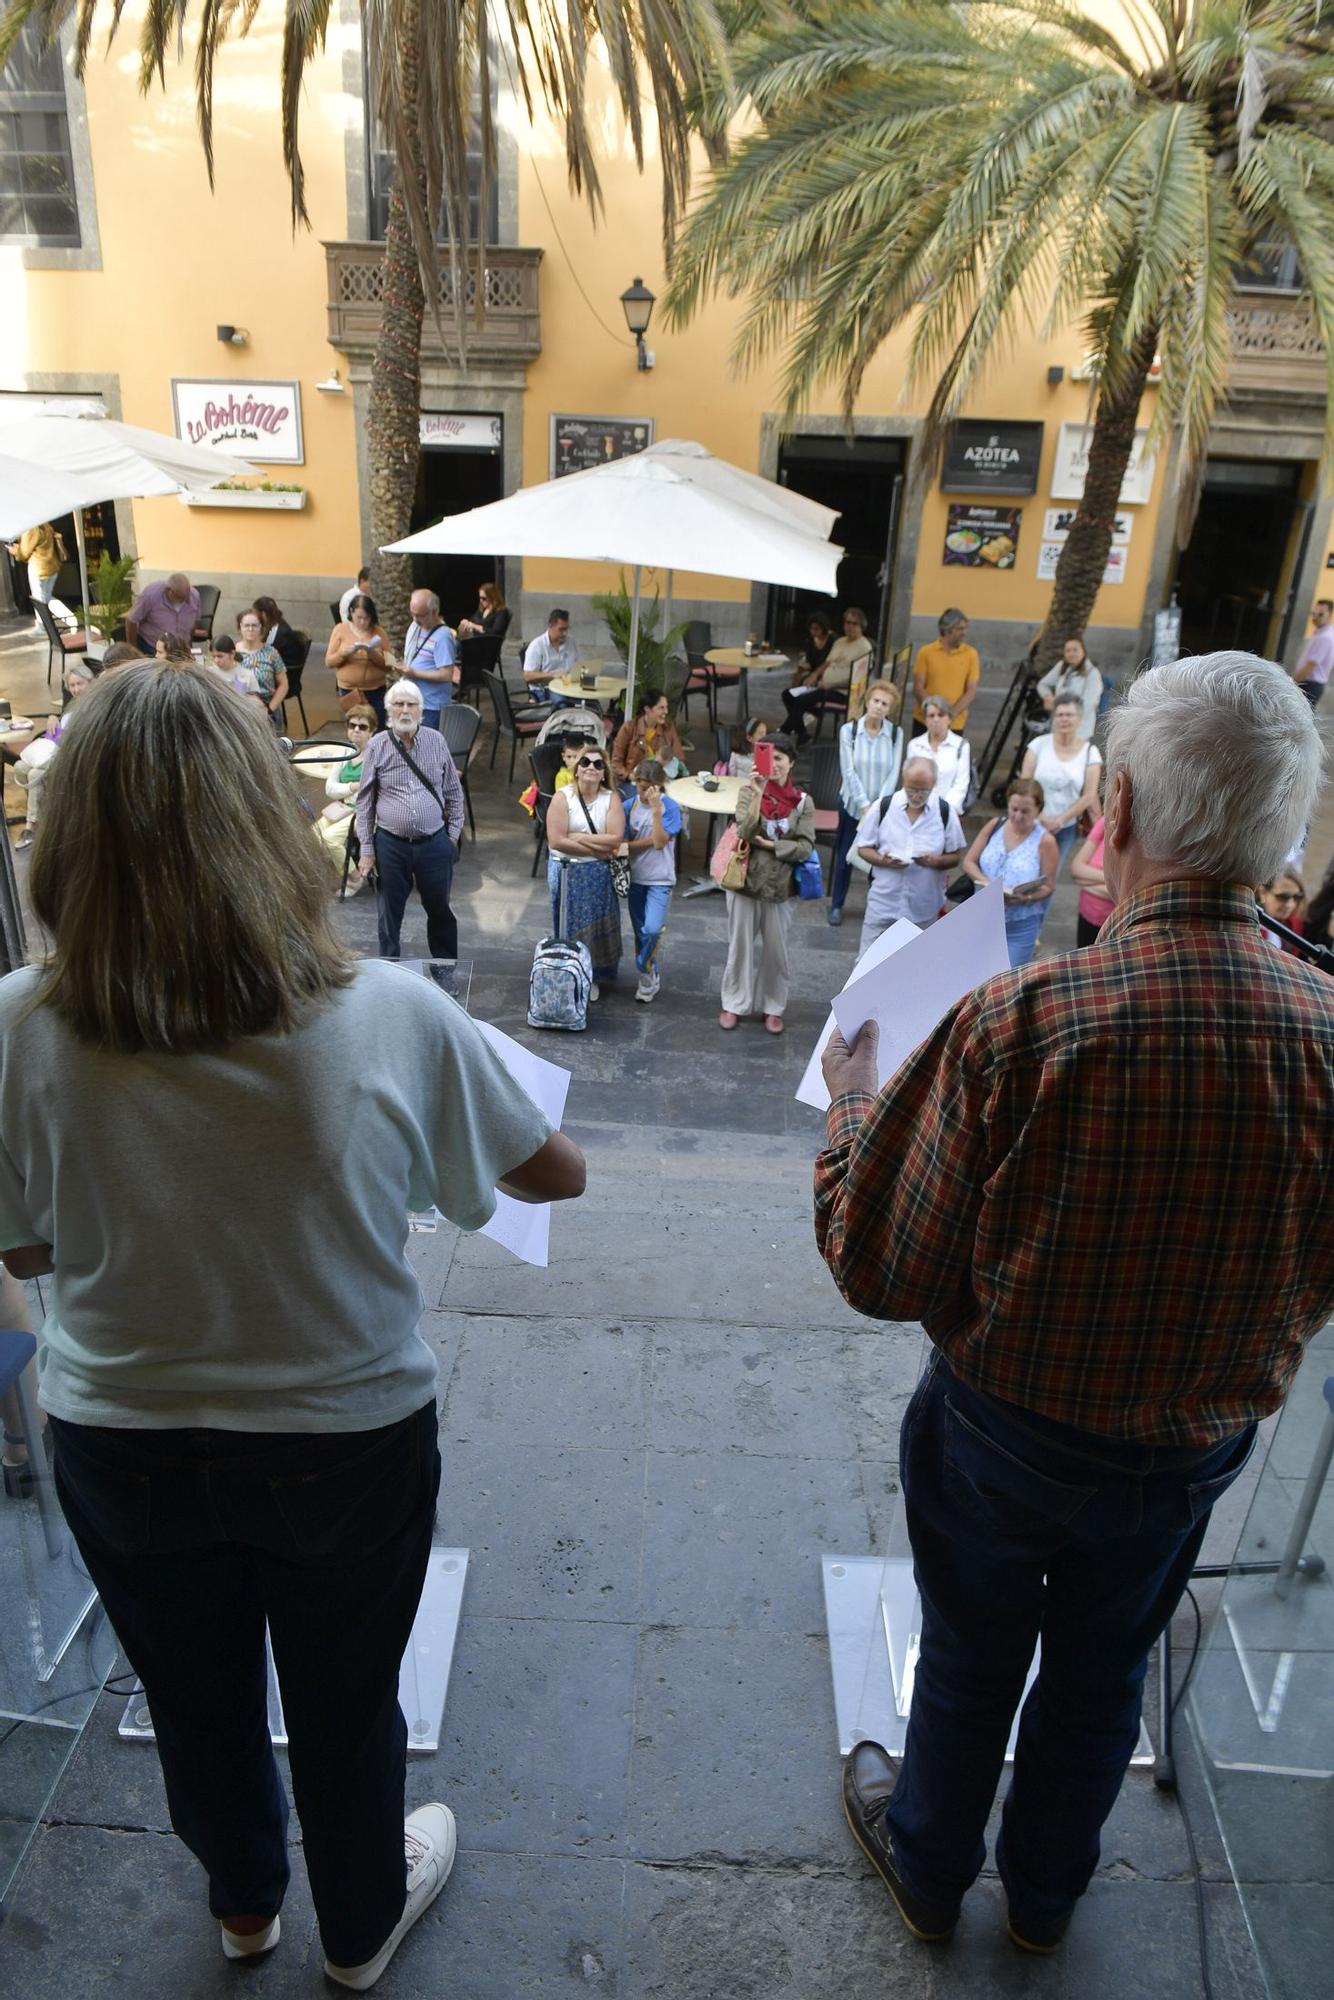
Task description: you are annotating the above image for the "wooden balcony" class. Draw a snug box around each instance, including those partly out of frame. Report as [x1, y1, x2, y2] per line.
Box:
[324, 242, 543, 362]
[1227, 290, 1327, 399]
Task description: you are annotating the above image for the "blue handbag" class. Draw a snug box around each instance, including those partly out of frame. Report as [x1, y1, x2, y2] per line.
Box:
[793, 849, 824, 899]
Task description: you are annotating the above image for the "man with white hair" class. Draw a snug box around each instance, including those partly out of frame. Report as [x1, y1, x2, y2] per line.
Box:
[816, 654, 1333, 1956]
[854, 755, 965, 954]
[355, 681, 466, 960]
[402, 587, 458, 728]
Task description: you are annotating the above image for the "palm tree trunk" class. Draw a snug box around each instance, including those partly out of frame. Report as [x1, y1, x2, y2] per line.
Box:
[1038, 331, 1157, 672]
[365, 23, 425, 649]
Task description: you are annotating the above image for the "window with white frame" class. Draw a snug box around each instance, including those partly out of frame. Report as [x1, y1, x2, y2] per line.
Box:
[0, 21, 80, 247]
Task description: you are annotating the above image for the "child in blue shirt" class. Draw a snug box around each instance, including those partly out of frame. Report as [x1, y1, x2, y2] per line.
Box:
[624, 758, 682, 1003]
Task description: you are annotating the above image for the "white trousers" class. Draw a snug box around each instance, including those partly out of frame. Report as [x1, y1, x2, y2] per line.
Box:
[721, 891, 794, 1016]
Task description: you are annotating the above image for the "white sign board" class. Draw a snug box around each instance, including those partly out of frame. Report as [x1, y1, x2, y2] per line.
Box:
[1042, 507, 1132, 547]
[1050, 423, 1156, 505]
[1037, 542, 1128, 585]
[419, 412, 502, 450]
[171, 380, 303, 463]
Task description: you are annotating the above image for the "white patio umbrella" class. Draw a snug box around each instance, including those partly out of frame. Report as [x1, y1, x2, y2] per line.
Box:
[0, 412, 257, 632]
[384, 437, 842, 713]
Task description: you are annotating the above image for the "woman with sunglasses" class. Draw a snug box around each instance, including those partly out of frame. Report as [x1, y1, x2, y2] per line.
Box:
[544, 744, 625, 999]
[1258, 870, 1307, 953]
[316, 706, 376, 876]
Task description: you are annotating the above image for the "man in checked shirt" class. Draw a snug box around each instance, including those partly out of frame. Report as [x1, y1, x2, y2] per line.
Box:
[816, 652, 1333, 1956]
[356, 681, 466, 959]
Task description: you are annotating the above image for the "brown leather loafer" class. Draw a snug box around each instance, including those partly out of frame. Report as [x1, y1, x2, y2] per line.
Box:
[841, 1741, 960, 1942]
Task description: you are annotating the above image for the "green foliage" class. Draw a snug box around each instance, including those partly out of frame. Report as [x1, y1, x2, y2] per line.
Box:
[668, 0, 1334, 505]
[591, 572, 690, 680]
[74, 552, 137, 641]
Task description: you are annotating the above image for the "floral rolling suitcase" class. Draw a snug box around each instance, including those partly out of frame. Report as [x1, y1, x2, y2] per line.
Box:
[527, 863, 593, 1030]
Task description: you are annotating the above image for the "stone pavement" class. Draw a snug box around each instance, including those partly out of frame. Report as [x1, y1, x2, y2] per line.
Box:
[0, 633, 1315, 1998]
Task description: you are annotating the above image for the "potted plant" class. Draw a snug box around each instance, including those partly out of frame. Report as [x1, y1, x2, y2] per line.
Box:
[74, 552, 139, 642]
[590, 571, 692, 724]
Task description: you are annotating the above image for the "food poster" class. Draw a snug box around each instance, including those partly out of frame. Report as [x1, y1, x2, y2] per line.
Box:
[943, 505, 1021, 569]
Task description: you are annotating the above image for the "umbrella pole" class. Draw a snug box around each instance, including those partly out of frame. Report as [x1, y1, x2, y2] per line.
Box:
[73, 508, 92, 651]
[663, 569, 673, 637]
[625, 564, 642, 720]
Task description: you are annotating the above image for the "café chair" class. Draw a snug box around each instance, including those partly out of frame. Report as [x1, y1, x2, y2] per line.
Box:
[480, 669, 547, 785]
[191, 584, 220, 646]
[33, 600, 88, 691]
[527, 742, 568, 877]
[457, 634, 503, 708]
[806, 743, 843, 874]
[280, 635, 312, 735]
[439, 703, 481, 841]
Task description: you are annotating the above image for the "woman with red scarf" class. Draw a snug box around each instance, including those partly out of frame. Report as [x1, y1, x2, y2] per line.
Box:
[719, 735, 817, 1034]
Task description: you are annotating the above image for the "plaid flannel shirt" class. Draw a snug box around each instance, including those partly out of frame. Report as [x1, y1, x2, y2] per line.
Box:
[814, 879, 1334, 1445]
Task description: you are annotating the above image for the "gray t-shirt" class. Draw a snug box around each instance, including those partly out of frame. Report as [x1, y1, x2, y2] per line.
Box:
[0, 961, 551, 1431]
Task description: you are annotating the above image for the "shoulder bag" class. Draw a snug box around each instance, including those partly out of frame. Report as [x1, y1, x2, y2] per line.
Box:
[575, 788, 630, 899]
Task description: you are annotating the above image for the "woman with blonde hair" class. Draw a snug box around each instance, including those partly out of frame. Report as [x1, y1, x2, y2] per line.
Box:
[1, 661, 583, 1986]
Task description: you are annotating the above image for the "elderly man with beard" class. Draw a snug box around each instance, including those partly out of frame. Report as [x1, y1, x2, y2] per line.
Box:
[356, 681, 466, 961]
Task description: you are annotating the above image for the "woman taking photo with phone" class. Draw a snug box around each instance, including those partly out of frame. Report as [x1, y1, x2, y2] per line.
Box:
[0, 661, 584, 1989]
[719, 733, 816, 1035]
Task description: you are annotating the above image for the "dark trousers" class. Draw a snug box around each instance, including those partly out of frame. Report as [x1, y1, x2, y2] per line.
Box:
[1076, 912, 1104, 947]
[782, 687, 825, 738]
[374, 827, 458, 960]
[341, 686, 387, 729]
[830, 806, 861, 912]
[1298, 679, 1325, 708]
[49, 1404, 440, 1968]
[885, 1356, 1253, 1932]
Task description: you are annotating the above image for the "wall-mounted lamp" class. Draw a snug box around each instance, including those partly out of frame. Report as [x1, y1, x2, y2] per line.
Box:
[216, 324, 249, 347]
[315, 368, 347, 394]
[1046, 364, 1065, 386]
[620, 277, 656, 371]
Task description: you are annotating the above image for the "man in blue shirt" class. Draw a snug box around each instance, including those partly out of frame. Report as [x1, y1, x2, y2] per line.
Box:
[403, 589, 458, 727]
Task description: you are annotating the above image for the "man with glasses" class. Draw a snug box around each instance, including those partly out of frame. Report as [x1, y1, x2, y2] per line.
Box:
[355, 682, 466, 960]
[782, 605, 874, 739]
[854, 755, 965, 956]
[402, 588, 459, 728]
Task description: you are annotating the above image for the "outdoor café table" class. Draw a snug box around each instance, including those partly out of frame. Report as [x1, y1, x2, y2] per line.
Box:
[704, 647, 792, 725]
[547, 670, 626, 708]
[666, 771, 744, 899]
[288, 741, 354, 793]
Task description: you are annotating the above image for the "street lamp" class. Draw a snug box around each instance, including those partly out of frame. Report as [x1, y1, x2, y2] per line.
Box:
[620, 277, 656, 371]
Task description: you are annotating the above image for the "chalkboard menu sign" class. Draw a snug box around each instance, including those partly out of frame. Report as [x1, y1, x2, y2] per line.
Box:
[551, 414, 654, 479]
[941, 420, 1044, 495]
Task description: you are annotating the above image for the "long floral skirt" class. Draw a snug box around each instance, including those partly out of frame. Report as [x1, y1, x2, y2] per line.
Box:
[548, 857, 622, 980]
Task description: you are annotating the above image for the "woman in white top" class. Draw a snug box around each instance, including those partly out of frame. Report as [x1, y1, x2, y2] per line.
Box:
[1035, 637, 1104, 742]
[907, 696, 972, 814]
[544, 739, 625, 995]
[829, 681, 903, 926]
[1021, 694, 1103, 865]
[3, 661, 584, 1985]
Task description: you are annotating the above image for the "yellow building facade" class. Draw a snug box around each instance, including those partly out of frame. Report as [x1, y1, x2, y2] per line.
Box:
[2, 10, 1330, 678]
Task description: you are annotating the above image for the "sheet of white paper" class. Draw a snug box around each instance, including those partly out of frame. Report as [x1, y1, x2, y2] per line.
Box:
[474, 1020, 571, 1268]
[830, 883, 1010, 1089]
[794, 918, 922, 1111]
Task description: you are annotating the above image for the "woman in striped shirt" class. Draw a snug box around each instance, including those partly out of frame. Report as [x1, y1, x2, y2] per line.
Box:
[828, 682, 904, 927]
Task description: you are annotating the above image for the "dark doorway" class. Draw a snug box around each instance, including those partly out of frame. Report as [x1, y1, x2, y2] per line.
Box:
[409, 441, 503, 628]
[1174, 458, 1308, 658]
[766, 434, 906, 653]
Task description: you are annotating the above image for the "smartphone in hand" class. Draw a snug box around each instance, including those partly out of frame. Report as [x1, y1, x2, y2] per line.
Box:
[753, 740, 775, 780]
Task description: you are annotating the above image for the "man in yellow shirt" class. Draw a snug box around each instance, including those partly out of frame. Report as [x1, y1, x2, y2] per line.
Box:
[912, 609, 980, 730]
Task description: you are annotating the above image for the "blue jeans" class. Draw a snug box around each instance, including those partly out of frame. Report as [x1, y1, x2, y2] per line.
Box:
[48, 1404, 441, 1967]
[373, 827, 458, 960]
[1003, 899, 1048, 966]
[885, 1356, 1254, 1931]
[830, 806, 861, 912]
[628, 881, 670, 973]
[1054, 822, 1078, 869]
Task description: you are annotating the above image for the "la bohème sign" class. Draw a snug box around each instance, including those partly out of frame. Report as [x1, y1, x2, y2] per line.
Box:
[171, 379, 304, 464]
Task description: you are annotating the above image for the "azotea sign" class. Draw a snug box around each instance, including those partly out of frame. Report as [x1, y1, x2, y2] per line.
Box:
[171, 380, 304, 464]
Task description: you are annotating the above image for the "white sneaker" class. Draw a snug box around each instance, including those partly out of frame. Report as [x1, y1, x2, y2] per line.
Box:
[324, 1804, 457, 1991]
[588, 982, 600, 1003]
[635, 972, 653, 1003]
[220, 1914, 280, 1960]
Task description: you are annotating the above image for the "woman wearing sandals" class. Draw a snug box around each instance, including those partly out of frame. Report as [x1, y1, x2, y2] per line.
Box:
[719, 734, 816, 1035]
[544, 740, 625, 1000]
